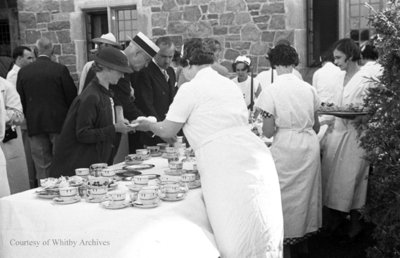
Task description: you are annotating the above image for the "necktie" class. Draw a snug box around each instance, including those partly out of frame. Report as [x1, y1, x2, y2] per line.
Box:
[163, 69, 169, 82]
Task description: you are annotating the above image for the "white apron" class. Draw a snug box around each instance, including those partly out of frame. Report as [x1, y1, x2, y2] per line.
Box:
[196, 126, 283, 258]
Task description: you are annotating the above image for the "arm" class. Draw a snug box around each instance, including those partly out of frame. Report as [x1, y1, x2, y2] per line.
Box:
[112, 76, 144, 121]
[61, 66, 77, 107]
[136, 119, 184, 139]
[313, 112, 320, 134]
[262, 116, 276, 138]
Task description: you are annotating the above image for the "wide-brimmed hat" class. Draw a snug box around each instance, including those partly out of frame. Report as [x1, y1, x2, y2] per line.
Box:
[128, 32, 159, 58]
[94, 46, 133, 73]
[92, 33, 122, 49]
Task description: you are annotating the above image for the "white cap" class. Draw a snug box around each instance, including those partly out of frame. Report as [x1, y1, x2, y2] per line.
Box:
[234, 55, 251, 66]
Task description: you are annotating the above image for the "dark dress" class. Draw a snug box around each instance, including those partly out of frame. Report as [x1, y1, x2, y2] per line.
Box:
[49, 78, 116, 177]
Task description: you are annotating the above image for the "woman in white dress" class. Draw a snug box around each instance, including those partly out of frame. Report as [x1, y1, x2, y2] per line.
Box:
[321, 38, 372, 240]
[255, 44, 322, 257]
[135, 38, 283, 258]
[0, 78, 10, 197]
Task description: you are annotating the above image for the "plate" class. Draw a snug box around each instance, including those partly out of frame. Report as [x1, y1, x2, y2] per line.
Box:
[124, 164, 155, 171]
[164, 169, 184, 176]
[160, 193, 185, 202]
[100, 200, 130, 209]
[52, 196, 81, 205]
[115, 170, 142, 178]
[145, 174, 161, 180]
[36, 191, 59, 199]
[127, 122, 139, 128]
[86, 196, 107, 203]
[133, 198, 160, 208]
[318, 111, 368, 117]
[150, 152, 162, 157]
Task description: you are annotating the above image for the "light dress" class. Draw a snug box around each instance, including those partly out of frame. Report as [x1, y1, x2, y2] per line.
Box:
[256, 68, 303, 90]
[166, 66, 283, 258]
[312, 62, 344, 104]
[255, 73, 322, 241]
[321, 69, 371, 212]
[360, 61, 383, 82]
[0, 78, 9, 197]
[231, 76, 262, 107]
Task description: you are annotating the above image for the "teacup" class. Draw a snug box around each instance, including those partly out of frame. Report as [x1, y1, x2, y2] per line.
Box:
[101, 169, 116, 177]
[59, 186, 78, 201]
[165, 147, 177, 155]
[136, 149, 149, 156]
[160, 175, 181, 183]
[176, 136, 184, 143]
[147, 146, 160, 155]
[161, 183, 181, 193]
[87, 186, 108, 201]
[138, 189, 159, 205]
[182, 173, 196, 183]
[129, 191, 138, 202]
[157, 143, 169, 152]
[75, 168, 90, 177]
[90, 163, 108, 176]
[107, 190, 126, 205]
[169, 161, 183, 170]
[133, 175, 149, 185]
[88, 176, 110, 187]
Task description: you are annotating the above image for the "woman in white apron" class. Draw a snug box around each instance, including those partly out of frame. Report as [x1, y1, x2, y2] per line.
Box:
[255, 44, 322, 257]
[0, 78, 10, 197]
[135, 38, 283, 258]
[321, 38, 372, 241]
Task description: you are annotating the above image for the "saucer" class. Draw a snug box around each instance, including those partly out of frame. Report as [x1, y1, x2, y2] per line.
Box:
[150, 152, 162, 157]
[86, 195, 107, 203]
[133, 198, 160, 208]
[164, 169, 184, 176]
[124, 164, 155, 171]
[160, 193, 185, 202]
[127, 184, 145, 192]
[108, 182, 118, 190]
[100, 200, 130, 210]
[36, 189, 59, 199]
[53, 196, 81, 205]
[187, 180, 201, 189]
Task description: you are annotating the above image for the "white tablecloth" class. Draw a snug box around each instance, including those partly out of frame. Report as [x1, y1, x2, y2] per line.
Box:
[0, 158, 219, 258]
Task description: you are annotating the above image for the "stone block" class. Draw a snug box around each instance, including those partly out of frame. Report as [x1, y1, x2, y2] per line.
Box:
[209, 1, 225, 13]
[200, 5, 208, 13]
[25, 30, 41, 44]
[241, 24, 260, 41]
[41, 31, 58, 43]
[37, 23, 48, 30]
[207, 14, 218, 19]
[58, 55, 76, 65]
[162, 0, 178, 11]
[213, 26, 228, 35]
[253, 15, 270, 23]
[62, 43, 75, 55]
[224, 49, 240, 60]
[52, 13, 70, 22]
[169, 12, 183, 21]
[187, 21, 212, 37]
[152, 12, 168, 27]
[192, 0, 212, 4]
[53, 44, 61, 55]
[269, 14, 285, 30]
[66, 64, 76, 73]
[262, 31, 275, 42]
[48, 21, 70, 31]
[229, 26, 241, 34]
[258, 56, 269, 67]
[245, 0, 267, 3]
[231, 41, 251, 50]
[44, 0, 60, 13]
[220, 61, 233, 72]
[220, 13, 234, 26]
[235, 12, 251, 25]
[226, 0, 247, 12]
[248, 3, 261, 11]
[151, 7, 161, 12]
[152, 28, 166, 36]
[250, 42, 269, 55]
[37, 12, 50, 23]
[60, 0, 74, 13]
[183, 6, 201, 22]
[167, 21, 187, 34]
[225, 34, 241, 41]
[274, 30, 294, 45]
[169, 35, 183, 48]
[142, 0, 162, 7]
[210, 20, 219, 26]
[56, 30, 71, 43]
[257, 24, 269, 30]
[20, 0, 44, 12]
[19, 12, 36, 29]
[250, 11, 259, 16]
[177, 0, 188, 5]
[261, 2, 285, 15]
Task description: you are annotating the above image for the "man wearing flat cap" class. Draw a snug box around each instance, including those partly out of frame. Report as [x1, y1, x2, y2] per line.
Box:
[50, 47, 135, 177]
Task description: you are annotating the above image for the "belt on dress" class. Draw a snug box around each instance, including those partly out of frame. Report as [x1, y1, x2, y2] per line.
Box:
[196, 125, 250, 152]
[278, 127, 315, 135]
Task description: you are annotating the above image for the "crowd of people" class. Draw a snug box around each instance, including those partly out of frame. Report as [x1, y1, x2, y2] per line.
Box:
[0, 31, 382, 257]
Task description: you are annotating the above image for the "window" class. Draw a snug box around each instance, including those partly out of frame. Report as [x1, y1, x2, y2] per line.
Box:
[112, 6, 138, 48]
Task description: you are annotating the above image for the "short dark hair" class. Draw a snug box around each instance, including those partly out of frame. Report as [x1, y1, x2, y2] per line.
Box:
[232, 62, 250, 72]
[361, 44, 378, 60]
[180, 38, 215, 67]
[155, 36, 173, 48]
[268, 44, 299, 69]
[333, 38, 361, 62]
[12, 46, 32, 60]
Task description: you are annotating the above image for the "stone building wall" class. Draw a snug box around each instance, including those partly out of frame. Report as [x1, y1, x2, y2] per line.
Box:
[16, 0, 78, 82]
[144, 0, 297, 74]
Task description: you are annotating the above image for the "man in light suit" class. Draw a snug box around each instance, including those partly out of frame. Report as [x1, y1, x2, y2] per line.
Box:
[134, 36, 177, 147]
[17, 37, 77, 181]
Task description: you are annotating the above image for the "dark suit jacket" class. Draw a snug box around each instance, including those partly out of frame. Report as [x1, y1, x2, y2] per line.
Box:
[17, 56, 77, 136]
[134, 61, 177, 146]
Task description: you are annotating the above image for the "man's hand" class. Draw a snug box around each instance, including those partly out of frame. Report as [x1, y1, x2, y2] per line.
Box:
[114, 120, 135, 134]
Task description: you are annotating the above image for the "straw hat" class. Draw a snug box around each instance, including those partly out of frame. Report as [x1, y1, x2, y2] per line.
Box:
[94, 47, 133, 73]
[92, 33, 122, 49]
[128, 32, 159, 58]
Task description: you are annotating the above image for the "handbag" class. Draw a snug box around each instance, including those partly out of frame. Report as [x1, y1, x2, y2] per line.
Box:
[3, 125, 17, 143]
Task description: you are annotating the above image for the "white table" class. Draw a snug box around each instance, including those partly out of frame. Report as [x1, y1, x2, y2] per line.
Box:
[0, 158, 219, 258]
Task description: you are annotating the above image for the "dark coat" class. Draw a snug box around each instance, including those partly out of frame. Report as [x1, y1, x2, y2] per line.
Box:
[134, 61, 177, 146]
[16, 56, 77, 136]
[49, 78, 116, 177]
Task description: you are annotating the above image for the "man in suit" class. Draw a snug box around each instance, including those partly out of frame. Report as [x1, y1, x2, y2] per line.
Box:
[135, 36, 177, 147]
[17, 37, 77, 180]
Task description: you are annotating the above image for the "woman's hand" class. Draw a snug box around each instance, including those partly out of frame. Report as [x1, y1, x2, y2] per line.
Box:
[132, 119, 153, 132]
[114, 120, 135, 134]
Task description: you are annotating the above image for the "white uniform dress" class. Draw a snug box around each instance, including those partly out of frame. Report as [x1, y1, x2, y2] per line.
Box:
[255, 73, 322, 241]
[312, 62, 344, 104]
[231, 76, 262, 107]
[166, 67, 283, 258]
[0, 79, 9, 197]
[321, 69, 371, 212]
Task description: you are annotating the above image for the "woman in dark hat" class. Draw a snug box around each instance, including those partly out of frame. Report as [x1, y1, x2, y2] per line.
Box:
[50, 47, 135, 177]
[134, 38, 283, 257]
